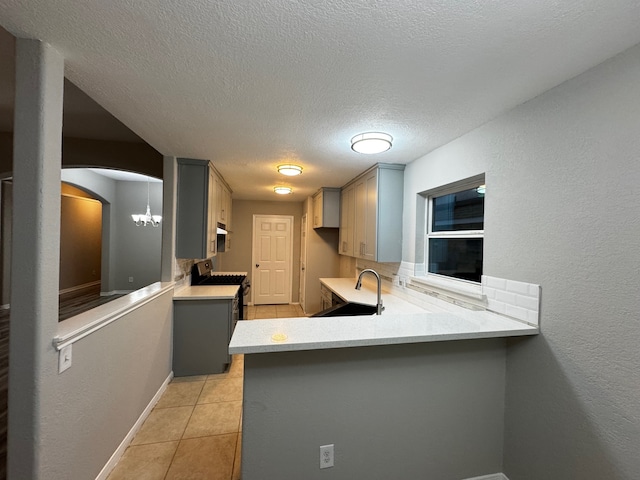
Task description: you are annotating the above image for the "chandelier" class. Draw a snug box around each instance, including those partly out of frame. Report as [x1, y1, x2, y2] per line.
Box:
[131, 177, 162, 227]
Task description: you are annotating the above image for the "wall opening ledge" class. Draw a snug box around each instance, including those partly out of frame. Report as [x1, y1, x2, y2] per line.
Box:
[53, 281, 174, 350]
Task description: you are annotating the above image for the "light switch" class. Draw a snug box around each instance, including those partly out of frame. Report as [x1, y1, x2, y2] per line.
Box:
[58, 344, 72, 373]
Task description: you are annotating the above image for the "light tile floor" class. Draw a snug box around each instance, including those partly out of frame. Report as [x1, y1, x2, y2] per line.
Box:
[245, 304, 306, 320]
[107, 303, 305, 480]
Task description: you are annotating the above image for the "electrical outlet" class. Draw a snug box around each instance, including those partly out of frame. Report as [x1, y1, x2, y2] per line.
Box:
[128, 276, 134, 283]
[58, 345, 72, 373]
[320, 444, 334, 469]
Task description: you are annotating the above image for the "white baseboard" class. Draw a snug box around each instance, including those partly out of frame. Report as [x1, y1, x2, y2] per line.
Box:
[0, 304, 9, 310]
[101, 290, 134, 296]
[464, 474, 509, 480]
[59, 280, 101, 296]
[95, 371, 174, 480]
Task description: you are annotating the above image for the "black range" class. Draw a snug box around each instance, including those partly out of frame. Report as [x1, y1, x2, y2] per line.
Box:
[191, 260, 250, 320]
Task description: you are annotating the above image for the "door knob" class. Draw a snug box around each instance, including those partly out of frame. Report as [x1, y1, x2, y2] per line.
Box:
[256, 264, 260, 268]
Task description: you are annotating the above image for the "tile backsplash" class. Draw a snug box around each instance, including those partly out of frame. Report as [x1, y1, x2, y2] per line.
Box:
[482, 275, 540, 326]
[175, 258, 194, 282]
[350, 260, 541, 326]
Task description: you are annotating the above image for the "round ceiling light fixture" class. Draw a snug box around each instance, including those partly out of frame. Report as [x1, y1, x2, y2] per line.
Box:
[277, 164, 303, 176]
[351, 132, 393, 154]
[274, 186, 293, 195]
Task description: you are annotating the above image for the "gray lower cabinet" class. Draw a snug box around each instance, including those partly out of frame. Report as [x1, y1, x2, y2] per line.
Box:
[173, 296, 239, 376]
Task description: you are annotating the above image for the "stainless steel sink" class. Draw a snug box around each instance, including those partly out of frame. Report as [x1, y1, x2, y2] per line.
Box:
[311, 302, 378, 317]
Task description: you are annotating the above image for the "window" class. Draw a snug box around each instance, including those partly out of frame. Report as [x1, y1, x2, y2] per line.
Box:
[427, 182, 484, 283]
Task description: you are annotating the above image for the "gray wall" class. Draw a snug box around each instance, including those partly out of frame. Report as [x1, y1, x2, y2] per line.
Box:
[403, 44, 640, 478]
[43, 289, 173, 479]
[302, 196, 340, 314]
[243, 339, 506, 479]
[113, 180, 163, 290]
[61, 169, 163, 293]
[218, 199, 303, 303]
[1, 180, 11, 305]
[8, 40, 172, 479]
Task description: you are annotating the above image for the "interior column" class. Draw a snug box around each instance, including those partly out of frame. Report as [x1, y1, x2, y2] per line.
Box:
[8, 38, 64, 479]
[160, 155, 177, 282]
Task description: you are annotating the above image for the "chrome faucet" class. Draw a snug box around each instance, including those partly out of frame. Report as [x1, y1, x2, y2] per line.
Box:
[355, 268, 384, 315]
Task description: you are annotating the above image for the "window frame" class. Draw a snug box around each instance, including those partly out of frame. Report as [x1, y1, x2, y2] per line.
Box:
[425, 177, 485, 285]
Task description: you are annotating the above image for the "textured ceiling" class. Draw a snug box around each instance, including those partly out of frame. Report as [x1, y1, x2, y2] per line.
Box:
[1, 0, 640, 201]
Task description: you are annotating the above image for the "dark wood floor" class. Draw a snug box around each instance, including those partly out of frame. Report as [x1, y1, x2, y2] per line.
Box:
[59, 289, 125, 321]
[0, 287, 124, 479]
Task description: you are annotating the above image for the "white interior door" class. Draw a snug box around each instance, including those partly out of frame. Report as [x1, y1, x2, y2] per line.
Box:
[299, 214, 307, 312]
[252, 215, 293, 305]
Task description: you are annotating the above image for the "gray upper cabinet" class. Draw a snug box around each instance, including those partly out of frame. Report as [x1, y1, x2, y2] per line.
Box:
[339, 184, 355, 255]
[312, 187, 340, 228]
[176, 158, 218, 259]
[340, 164, 404, 262]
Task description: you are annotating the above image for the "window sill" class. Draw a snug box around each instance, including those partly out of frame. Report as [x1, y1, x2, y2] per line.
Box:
[408, 275, 486, 310]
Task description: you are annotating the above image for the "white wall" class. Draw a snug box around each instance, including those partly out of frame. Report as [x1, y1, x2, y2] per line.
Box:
[403, 43, 640, 478]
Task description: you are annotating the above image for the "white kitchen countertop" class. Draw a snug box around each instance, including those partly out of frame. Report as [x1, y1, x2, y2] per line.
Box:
[173, 284, 240, 300]
[319, 277, 433, 314]
[229, 309, 538, 354]
[229, 277, 538, 354]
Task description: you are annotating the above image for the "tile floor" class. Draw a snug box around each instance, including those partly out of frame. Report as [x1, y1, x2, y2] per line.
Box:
[107, 303, 305, 480]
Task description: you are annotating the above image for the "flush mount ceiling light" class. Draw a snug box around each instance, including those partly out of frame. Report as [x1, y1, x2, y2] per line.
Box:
[131, 177, 162, 227]
[274, 186, 293, 195]
[351, 132, 393, 154]
[277, 164, 303, 176]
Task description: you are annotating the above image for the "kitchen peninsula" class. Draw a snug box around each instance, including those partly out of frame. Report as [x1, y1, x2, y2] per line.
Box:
[230, 279, 538, 479]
